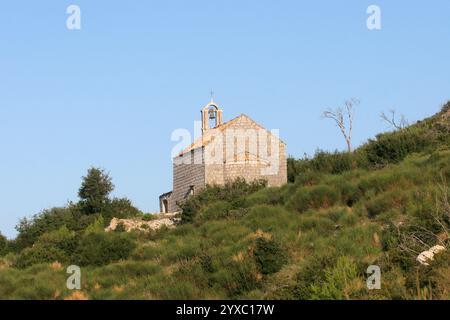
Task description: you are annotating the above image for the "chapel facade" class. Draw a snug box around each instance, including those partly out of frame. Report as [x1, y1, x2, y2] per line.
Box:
[159, 99, 287, 213]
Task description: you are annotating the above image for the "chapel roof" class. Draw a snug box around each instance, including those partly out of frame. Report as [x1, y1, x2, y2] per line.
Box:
[176, 113, 285, 157]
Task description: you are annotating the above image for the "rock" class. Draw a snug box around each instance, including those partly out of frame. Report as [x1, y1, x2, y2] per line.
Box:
[105, 213, 180, 233]
[417, 245, 446, 266]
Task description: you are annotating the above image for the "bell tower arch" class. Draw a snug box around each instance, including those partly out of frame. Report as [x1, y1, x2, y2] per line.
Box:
[201, 99, 223, 134]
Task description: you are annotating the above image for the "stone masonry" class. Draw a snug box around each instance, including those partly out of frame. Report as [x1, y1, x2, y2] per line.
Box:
[159, 100, 287, 213]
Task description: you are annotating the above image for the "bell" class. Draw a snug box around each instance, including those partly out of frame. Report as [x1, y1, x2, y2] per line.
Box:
[209, 109, 216, 120]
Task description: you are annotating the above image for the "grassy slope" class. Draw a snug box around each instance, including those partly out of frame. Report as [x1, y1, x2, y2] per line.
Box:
[0, 106, 449, 300]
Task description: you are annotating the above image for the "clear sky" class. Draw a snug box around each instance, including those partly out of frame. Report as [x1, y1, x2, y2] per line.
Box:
[1, 1, 449, 238]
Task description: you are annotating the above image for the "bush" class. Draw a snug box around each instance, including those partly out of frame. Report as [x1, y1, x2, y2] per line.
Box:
[242, 205, 297, 241]
[298, 215, 336, 233]
[14, 207, 76, 252]
[361, 127, 436, 167]
[199, 201, 232, 221]
[339, 181, 362, 207]
[212, 258, 261, 297]
[311, 150, 354, 174]
[180, 178, 267, 223]
[102, 198, 142, 224]
[253, 237, 287, 275]
[287, 150, 355, 182]
[37, 226, 78, 254]
[294, 252, 338, 299]
[289, 185, 340, 212]
[73, 232, 136, 266]
[309, 256, 361, 300]
[84, 215, 105, 234]
[0, 233, 6, 256]
[293, 171, 324, 187]
[14, 245, 67, 269]
[141, 214, 157, 221]
[365, 191, 410, 218]
[13, 226, 78, 268]
[243, 187, 286, 207]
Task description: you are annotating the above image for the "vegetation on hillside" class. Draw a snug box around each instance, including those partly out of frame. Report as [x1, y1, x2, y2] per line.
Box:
[0, 102, 449, 300]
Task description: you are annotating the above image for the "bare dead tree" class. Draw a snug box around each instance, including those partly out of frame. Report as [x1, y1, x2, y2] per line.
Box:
[322, 98, 359, 153]
[380, 109, 409, 130]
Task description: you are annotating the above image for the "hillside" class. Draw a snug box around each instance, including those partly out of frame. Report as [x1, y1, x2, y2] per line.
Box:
[0, 103, 449, 300]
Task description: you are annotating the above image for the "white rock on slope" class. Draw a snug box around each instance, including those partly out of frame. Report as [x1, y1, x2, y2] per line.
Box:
[417, 245, 446, 266]
[105, 213, 180, 233]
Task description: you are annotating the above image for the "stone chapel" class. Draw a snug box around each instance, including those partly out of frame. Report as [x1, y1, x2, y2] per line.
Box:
[159, 99, 287, 213]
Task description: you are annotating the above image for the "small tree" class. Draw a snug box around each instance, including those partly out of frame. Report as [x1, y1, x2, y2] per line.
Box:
[380, 109, 409, 130]
[78, 167, 114, 214]
[322, 98, 359, 153]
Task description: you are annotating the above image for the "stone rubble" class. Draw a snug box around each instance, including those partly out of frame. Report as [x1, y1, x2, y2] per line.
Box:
[105, 212, 181, 233]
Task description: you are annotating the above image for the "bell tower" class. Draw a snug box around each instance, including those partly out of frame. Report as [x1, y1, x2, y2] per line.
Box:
[201, 97, 223, 134]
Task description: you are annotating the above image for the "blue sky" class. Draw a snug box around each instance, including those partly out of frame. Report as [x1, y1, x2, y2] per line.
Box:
[0, 1, 449, 238]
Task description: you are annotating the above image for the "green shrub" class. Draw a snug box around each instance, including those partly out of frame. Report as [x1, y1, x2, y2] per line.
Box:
[14, 245, 67, 269]
[199, 201, 232, 221]
[288, 150, 355, 181]
[101, 198, 141, 224]
[334, 225, 381, 260]
[293, 171, 324, 187]
[212, 258, 261, 297]
[199, 252, 215, 273]
[311, 150, 354, 174]
[317, 207, 347, 223]
[294, 252, 338, 299]
[298, 215, 336, 233]
[14, 226, 78, 268]
[14, 207, 76, 252]
[73, 232, 136, 266]
[357, 172, 398, 196]
[0, 233, 6, 256]
[309, 256, 361, 300]
[243, 187, 286, 207]
[339, 181, 362, 207]
[141, 213, 156, 221]
[84, 215, 105, 234]
[37, 226, 78, 253]
[290, 185, 340, 212]
[131, 243, 163, 261]
[253, 237, 287, 275]
[361, 127, 436, 167]
[242, 205, 298, 241]
[0, 264, 70, 299]
[180, 178, 267, 223]
[365, 191, 410, 218]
